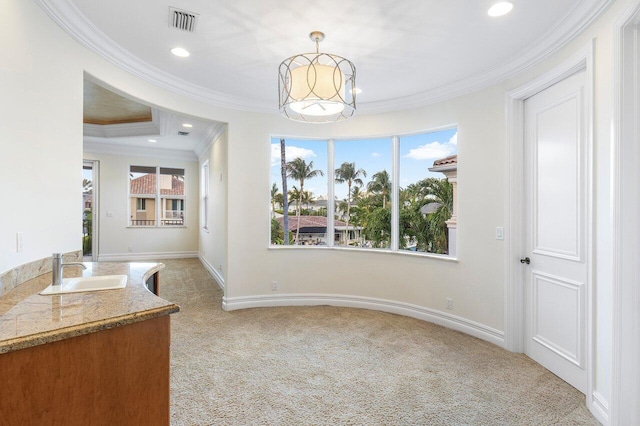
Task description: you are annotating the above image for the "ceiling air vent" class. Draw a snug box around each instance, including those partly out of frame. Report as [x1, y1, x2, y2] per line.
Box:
[169, 7, 199, 32]
[178, 131, 190, 136]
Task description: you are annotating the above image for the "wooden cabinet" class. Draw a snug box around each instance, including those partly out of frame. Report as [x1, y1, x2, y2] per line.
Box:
[0, 315, 170, 426]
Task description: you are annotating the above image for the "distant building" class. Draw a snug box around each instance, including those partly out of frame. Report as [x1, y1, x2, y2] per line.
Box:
[275, 215, 362, 245]
[429, 154, 458, 256]
[129, 174, 184, 226]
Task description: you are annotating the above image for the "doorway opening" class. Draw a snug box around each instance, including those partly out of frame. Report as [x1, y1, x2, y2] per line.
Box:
[83, 160, 99, 261]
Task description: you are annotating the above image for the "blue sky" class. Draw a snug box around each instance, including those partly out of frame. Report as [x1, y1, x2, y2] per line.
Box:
[270, 127, 457, 200]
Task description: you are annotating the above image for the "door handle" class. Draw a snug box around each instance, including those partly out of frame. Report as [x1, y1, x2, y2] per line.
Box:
[520, 257, 530, 264]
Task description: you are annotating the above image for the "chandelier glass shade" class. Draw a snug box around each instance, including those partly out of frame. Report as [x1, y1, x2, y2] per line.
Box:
[279, 32, 356, 123]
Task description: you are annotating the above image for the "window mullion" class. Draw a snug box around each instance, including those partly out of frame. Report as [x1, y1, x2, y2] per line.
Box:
[327, 139, 335, 247]
[391, 136, 400, 251]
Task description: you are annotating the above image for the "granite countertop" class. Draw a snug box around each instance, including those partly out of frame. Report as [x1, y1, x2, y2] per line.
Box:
[0, 262, 179, 354]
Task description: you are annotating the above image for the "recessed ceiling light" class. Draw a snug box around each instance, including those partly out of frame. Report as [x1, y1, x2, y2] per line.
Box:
[182, 123, 193, 128]
[148, 139, 157, 143]
[171, 47, 190, 57]
[488, 2, 513, 17]
[352, 88, 362, 95]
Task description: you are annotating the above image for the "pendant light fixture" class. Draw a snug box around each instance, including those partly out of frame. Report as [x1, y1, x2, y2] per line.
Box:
[278, 31, 356, 123]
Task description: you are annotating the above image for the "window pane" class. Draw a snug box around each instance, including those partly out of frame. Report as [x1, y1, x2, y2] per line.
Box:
[334, 138, 392, 249]
[270, 138, 327, 246]
[159, 168, 185, 226]
[160, 167, 184, 196]
[130, 165, 156, 195]
[161, 197, 184, 226]
[399, 129, 457, 254]
[130, 165, 157, 226]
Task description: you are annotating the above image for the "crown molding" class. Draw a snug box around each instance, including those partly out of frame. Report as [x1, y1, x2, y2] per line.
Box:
[358, 0, 614, 113]
[194, 123, 226, 160]
[38, 0, 613, 115]
[83, 139, 198, 161]
[36, 0, 268, 112]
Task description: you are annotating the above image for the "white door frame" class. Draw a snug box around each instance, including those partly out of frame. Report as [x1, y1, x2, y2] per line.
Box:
[611, 2, 640, 425]
[504, 38, 594, 396]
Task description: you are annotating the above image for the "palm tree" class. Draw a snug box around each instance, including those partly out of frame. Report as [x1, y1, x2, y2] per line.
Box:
[288, 186, 302, 212]
[302, 190, 314, 211]
[270, 183, 279, 219]
[286, 158, 324, 244]
[82, 178, 92, 193]
[336, 199, 349, 218]
[424, 178, 453, 253]
[400, 177, 453, 253]
[280, 139, 289, 244]
[366, 170, 391, 208]
[335, 162, 367, 245]
[351, 185, 364, 202]
[274, 193, 284, 209]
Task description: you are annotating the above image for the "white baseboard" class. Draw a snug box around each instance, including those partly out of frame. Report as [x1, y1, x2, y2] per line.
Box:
[198, 253, 225, 291]
[97, 251, 198, 262]
[590, 391, 609, 425]
[222, 293, 505, 347]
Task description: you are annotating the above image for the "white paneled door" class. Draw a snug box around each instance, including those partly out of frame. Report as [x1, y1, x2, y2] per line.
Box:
[523, 71, 587, 393]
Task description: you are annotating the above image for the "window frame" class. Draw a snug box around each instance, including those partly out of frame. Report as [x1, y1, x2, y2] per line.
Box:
[128, 165, 187, 228]
[268, 125, 458, 260]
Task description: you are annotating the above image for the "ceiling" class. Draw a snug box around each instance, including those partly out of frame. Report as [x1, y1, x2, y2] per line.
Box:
[83, 79, 221, 155]
[47, 0, 610, 114]
[84, 80, 152, 124]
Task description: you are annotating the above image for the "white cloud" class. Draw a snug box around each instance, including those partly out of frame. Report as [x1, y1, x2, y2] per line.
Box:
[271, 144, 316, 166]
[404, 141, 455, 160]
[371, 152, 382, 158]
[449, 132, 458, 146]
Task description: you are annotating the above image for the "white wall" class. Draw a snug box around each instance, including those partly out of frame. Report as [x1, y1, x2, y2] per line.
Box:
[223, 89, 507, 339]
[82, 151, 199, 260]
[4, 0, 638, 423]
[199, 129, 228, 288]
[0, 0, 85, 273]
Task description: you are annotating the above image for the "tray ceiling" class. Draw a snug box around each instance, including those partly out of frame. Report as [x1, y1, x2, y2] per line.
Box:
[41, 0, 612, 114]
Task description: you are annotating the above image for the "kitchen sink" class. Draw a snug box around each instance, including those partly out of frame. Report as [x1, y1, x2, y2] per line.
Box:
[40, 275, 127, 295]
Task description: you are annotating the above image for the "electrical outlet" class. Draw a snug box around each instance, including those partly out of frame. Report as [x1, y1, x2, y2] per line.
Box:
[127, 246, 133, 253]
[219, 264, 223, 271]
[446, 298, 453, 310]
[271, 281, 278, 291]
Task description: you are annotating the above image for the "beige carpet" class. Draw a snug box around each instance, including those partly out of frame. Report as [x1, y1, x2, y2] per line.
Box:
[159, 259, 599, 426]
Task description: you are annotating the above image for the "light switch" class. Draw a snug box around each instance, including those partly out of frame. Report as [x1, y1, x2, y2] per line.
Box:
[106, 211, 113, 217]
[16, 232, 23, 252]
[496, 227, 504, 240]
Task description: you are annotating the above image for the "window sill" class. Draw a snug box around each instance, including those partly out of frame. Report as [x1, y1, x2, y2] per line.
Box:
[267, 245, 458, 262]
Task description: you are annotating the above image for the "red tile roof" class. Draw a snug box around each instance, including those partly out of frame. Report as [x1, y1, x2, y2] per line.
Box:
[130, 174, 184, 196]
[432, 154, 457, 167]
[275, 215, 346, 231]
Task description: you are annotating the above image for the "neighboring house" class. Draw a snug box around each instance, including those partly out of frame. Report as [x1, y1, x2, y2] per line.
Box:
[130, 174, 184, 226]
[83, 192, 92, 210]
[276, 215, 362, 245]
[428, 154, 458, 256]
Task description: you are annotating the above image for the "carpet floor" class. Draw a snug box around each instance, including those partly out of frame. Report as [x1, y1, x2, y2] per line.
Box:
[159, 259, 599, 426]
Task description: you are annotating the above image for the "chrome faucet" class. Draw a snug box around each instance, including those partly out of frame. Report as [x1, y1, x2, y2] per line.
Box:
[51, 253, 87, 286]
